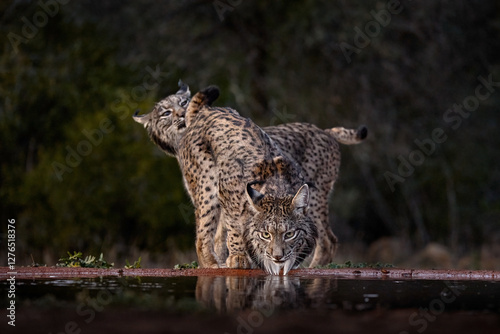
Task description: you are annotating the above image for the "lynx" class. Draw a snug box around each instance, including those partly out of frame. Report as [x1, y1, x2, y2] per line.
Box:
[133, 82, 367, 268]
[176, 86, 317, 275]
[133, 80, 191, 156]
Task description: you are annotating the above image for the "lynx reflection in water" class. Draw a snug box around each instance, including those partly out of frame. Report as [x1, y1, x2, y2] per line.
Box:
[195, 275, 337, 313]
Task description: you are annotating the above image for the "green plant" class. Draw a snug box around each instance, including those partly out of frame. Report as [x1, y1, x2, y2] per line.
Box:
[320, 261, 394, 269]
[173, 261, 198, 269]
[29, 254, 46, 267]
[57, 251, 114, 268]
[124, 257, 142, 269]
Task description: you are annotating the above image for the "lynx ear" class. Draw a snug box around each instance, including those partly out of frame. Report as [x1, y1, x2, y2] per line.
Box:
[291, 184, 309, 214]
[272, 156, 291, 173]
[177, 79, 191, 97]
[246, 183, 265, 212]
[132, 110, 151, 126]
[273, 156, 284, 166]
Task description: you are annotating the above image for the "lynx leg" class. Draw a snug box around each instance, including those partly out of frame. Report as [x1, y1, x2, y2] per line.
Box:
[195, 203, 222, 268]
[308, 190, 338, 268]
[214, 213, 228, 266]
[195, 276, 227, 312]
[225, 217, 251, 269]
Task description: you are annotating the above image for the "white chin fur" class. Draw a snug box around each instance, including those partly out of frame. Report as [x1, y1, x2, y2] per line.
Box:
[264, 259, 294, 275]
[282, 260, 294, 275]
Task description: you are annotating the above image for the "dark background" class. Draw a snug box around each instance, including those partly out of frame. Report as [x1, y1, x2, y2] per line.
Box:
[1, 0, 499, 269]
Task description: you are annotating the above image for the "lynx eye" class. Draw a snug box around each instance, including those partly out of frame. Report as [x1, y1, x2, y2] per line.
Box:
[161, 109, 172, 117]
[180, 99, 188, 107]
[159, 108, 172, 119]
[260, 231, 271, 240]
[284, 231, 296, 240]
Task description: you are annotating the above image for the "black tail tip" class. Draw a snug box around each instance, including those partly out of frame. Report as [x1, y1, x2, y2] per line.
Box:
[357, 125, 368, 140]
[201, 85, 220, 105]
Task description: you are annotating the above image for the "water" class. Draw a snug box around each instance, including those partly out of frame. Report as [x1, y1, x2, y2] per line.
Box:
[2, 275, 500, 333]
[5, 275, 500, 313]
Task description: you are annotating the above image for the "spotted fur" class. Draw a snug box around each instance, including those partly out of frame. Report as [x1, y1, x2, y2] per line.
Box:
[133, 82, 368, 268]
[177, 86, 317, 274]
[264, 123, 367, 267]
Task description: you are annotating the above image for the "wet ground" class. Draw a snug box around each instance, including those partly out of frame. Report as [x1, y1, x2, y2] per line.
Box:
[1, 267, 499, 333]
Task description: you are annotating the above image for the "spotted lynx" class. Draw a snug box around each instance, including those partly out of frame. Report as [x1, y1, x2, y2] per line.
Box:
[133, 81, 191, 156]
[133, 82, 367, 268]
[176, 86, 317, 275]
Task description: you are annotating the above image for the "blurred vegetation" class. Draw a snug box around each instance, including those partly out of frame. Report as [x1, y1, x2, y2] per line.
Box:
[320, 261, 394, 269]
[174, 261, 199, 270]
[125, 256, 142, 269]
[56, 251, 114, 268]
[1, 0, 499, 268]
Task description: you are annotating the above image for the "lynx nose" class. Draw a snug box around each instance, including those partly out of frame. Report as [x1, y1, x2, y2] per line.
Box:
[272, 247, 284, 261]
[175, 108, 185, 118]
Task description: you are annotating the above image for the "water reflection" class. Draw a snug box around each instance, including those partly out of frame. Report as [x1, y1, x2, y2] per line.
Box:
[4, 275, 500, 314]
[194, 276, 500, 314]
[196, 275, 337, 313]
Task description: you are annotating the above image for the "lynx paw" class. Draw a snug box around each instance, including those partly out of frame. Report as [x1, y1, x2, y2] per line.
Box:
[226, 254, 250, 269]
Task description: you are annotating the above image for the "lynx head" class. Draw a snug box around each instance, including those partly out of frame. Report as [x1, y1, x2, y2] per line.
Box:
[133, 80, 191, 156]
[244, 184, 317, 275]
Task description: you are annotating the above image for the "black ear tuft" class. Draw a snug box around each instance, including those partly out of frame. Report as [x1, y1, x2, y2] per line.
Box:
[132, 110, 150, 125]
[201, 85, 220, 106]
[246, 183, 265, 213]
[357, 125, 368, 140]
[246, 183, 264, 204]
[177, 79, 190, 95]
